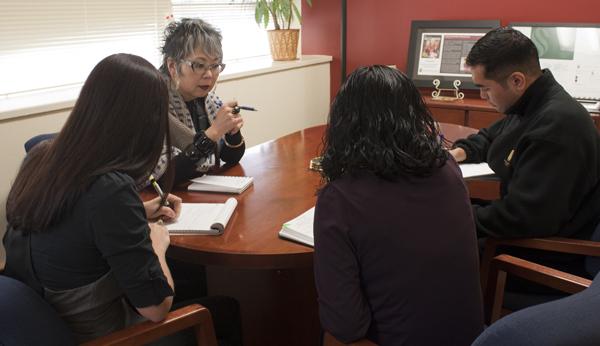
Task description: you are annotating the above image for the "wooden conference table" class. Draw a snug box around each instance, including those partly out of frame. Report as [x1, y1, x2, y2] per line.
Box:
[163, 123, 491, 346]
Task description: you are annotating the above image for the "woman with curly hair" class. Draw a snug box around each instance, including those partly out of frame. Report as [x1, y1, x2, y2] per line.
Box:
[314, 65, 483, 346]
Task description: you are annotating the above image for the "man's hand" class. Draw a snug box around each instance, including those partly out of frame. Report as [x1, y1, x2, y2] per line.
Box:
[448, 147, 467, 162]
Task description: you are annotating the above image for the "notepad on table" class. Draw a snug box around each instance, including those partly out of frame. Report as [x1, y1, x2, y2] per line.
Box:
[279, 207, 315, 247]
[188, 175, 253, 194]
[459, 163, 495, 179]
[166, 197, 237, 235]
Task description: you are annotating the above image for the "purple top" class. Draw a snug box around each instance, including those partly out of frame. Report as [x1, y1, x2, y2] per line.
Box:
[314, 159, 483, 346]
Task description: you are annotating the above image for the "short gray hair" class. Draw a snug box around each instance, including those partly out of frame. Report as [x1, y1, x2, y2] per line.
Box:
[160, 18, 223, 74]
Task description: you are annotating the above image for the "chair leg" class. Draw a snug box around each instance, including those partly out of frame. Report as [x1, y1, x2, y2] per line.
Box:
[193, 313, 218, 346]
[484, 261, 507, 324]
[480, 238, 499, 294]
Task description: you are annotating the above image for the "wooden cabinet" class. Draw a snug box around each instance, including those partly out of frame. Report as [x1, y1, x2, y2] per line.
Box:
[424, 95, 503, 129]
[423, 94, 600, 131]
[467, 110, 504, 129]
[429, 107, 465, 125]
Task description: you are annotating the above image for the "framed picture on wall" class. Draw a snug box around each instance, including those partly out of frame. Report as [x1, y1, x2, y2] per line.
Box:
[406, 20, 500, 90]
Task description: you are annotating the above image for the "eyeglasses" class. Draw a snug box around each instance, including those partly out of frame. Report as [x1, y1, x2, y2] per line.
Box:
[181, 60, 226, 75]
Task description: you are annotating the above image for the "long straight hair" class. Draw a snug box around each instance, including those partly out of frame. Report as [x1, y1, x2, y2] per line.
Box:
[7, 54, 171, 232]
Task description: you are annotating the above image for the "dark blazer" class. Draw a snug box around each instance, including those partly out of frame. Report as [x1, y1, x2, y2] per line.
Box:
[454, 70, 600, 239]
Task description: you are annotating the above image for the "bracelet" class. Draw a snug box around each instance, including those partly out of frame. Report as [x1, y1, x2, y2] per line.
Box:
[184, 132, 216, 161]
[224, 134, 245, 148]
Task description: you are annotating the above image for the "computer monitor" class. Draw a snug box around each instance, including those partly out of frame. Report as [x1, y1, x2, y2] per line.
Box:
[510, 22, 600, 101]
[406, 20, 500, 90]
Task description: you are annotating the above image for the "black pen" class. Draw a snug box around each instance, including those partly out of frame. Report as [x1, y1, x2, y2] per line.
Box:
[148, 174, 170, 208]
[232, 105, 258, 114]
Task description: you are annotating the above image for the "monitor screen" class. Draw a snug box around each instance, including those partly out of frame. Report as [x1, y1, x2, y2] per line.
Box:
[406, 20, 500, 89]
[510, 22, 600, 100]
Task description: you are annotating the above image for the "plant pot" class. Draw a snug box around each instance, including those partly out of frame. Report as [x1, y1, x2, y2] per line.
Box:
[267, 29, 299, 61]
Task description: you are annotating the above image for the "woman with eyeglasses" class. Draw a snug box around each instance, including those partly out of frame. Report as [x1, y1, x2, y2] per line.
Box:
[153, 18, 245, 184]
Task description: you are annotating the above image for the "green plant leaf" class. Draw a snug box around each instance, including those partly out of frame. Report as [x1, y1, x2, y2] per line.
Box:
[253, 0, 312, 30]
[274, 0, 284, 30]
[262, 3, 270, 28]
[292, 2, 301, 26]
[254, 1, 263, 26]
[280, 0, 292, 29]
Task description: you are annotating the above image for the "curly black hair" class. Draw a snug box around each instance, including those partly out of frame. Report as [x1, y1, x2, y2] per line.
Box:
[320, 65, 447, 182]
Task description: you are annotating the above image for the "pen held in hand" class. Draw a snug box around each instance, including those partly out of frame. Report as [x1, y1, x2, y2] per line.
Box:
[232, 105, 257, 114]
[149, 174, 170, 208]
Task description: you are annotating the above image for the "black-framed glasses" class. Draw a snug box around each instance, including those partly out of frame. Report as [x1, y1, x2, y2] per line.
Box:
[181, 60, 226, 75]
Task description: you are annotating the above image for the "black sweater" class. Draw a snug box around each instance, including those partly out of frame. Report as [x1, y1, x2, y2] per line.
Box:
[455, 70, 600, 239]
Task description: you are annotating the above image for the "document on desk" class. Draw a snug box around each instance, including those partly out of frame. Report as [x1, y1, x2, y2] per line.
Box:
[188, 175, 254, 194]
[166, 197, 237, 235]
[459, 163, 495, 179]
[279, 207, 315, 247]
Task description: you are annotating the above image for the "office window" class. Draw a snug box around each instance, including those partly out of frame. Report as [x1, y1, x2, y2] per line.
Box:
[171, 0, 271, 63]
[0, 0, 171, 97]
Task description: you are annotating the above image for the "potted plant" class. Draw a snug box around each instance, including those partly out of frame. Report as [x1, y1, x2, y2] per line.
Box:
[254, 0, 313, 61]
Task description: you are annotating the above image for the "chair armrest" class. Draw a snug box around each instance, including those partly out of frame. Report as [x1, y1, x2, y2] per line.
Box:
[480, 237, 600, 291]
[491, 254, 591, 293]
[82, 304, 217, 346]
[487, 237, 600, 256]
[323, 332, 378, 346]
[484, 254, 592, 323]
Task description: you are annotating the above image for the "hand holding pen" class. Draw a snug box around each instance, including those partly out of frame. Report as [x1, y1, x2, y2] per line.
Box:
[206, 101, 256, 139]
[232, 105, 257, 114]
[145, 175, 182, 221]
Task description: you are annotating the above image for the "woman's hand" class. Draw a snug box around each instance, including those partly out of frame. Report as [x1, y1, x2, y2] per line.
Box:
[144, 194, 182, 222]
[204, 101, 244, 141]
[229, 110, 244, 135]
[148, 221, 170, 256]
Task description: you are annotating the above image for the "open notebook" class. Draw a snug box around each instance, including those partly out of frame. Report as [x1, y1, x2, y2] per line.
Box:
[188, 175, 254, 194]
[166, 197, 237, 235]
[279, 207, 315, 247]
[459, 163, 495, 179]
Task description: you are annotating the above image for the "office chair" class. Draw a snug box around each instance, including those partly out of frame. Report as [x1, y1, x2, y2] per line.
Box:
[24, 133, 57, 153]
[0, 275, 218, 346]
[473, 254, 600, 345]
[479, 224, 600, 323]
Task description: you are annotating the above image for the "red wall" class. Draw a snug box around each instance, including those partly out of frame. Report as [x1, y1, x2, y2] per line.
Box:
[302, 0, 600, 99]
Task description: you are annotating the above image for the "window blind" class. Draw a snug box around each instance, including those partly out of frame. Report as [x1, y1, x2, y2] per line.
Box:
[0, 0, 171, 96]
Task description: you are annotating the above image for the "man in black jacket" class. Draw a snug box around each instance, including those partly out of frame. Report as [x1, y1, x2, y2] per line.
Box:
[449, 28, 600, 249]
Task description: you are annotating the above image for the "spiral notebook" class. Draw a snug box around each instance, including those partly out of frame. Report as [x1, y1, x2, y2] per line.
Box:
[166, 197, 237, 235]
[188, 175, 254, 194]
[279, 207, 315, 247]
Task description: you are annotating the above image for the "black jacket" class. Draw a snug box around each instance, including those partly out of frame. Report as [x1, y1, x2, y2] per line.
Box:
[455, 70, 600, 239]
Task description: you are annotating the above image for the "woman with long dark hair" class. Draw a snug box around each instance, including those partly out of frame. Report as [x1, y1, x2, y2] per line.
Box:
[4, 54, 179, 342]
[314, 65, 484, 345]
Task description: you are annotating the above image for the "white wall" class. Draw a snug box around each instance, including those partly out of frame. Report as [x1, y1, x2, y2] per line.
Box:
[0, 59, 331, 266]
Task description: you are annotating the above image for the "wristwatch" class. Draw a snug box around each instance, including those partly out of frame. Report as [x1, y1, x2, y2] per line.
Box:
[183, 132, 216, 162]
